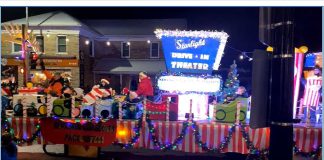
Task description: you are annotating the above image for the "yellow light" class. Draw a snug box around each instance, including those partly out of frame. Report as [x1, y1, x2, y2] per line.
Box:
[266, 46, 273, 52]
[117, 129, 127, 137]
[35, 73, 39, 76]
[295, 48, 300, 53]
[299, 46, 308, 54]
[116, 127, 129, 139]
[20, 68, 24, 74]
[26, 82, 33, 89]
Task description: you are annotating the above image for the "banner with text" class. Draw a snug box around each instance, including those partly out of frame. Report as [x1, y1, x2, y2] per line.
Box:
[40, 118, 116, 147]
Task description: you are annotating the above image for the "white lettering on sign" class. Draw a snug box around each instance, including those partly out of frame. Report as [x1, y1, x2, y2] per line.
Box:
[176, 39, 206, 50]
[200, 54, 209, 60]
[171, 62, 208, 70]
[157, 75, 221, 93]
[172, 52, 193, 59]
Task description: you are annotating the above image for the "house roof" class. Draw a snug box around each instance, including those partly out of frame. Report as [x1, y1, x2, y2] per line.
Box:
[82, 19, 187, 35]
[2, 11, 83, 27]
[93, 59, 166, 74]
[1, 11, 101, 36]
[2, 12, 187, 37]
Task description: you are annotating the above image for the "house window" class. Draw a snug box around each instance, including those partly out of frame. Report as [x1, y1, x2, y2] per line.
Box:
[36, 35, 44, 52]
[12, 43, 22, 53]
[121, 42, 130, 58]
[57, 35, 67, 53]
[150, 42, 159, 58]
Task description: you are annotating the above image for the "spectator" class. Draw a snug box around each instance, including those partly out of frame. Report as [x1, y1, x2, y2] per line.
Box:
[1, 132, 17, 160]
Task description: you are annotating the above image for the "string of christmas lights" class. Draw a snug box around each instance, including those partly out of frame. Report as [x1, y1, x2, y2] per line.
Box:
[293, 143, 322, 160]
[1, 116, 41, 145]
[1, 115, 321, 160]
[155, 71, 223, 95]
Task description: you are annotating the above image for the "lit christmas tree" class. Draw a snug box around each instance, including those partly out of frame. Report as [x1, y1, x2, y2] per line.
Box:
[220, 60, 240, 103]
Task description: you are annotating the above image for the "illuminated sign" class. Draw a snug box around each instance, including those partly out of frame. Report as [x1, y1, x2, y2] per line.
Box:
[155, 29, 229, 74]
[157, 75, 221, 94]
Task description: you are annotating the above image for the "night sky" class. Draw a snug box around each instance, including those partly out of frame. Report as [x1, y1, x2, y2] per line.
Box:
[1, 7, 322, 91]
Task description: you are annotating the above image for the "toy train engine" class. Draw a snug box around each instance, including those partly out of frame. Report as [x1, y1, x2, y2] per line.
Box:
[80, 105, 95, 118]
[13, 95, 47, 117]
[95, 99, 113, 119]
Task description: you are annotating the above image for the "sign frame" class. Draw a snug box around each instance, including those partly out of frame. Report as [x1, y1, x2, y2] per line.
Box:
[155, 29, 229, 74]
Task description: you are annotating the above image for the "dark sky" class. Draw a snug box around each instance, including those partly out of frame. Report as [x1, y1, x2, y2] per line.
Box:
[1, 7, 322, 90]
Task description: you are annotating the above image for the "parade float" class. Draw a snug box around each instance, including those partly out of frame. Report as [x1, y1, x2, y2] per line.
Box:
[1, 29, 322, 159]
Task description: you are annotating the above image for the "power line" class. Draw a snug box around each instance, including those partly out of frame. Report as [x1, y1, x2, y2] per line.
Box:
[226, 45, 253, 61]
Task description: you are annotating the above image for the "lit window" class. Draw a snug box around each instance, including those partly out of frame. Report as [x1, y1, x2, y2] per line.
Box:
[57, 36, 67, 53]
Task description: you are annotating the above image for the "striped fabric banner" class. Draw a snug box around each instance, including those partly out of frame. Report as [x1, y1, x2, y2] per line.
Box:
[7, 117, 44, 146]
[293, 52, 304, 118]
[294, 127, 322, 152]
[8, 118, 321, 154]
[117, 121, 270, 154]
[302, 77, 322, 107]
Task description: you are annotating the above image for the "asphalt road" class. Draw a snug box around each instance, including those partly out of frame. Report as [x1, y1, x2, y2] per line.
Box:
[18, 151, 247, 160]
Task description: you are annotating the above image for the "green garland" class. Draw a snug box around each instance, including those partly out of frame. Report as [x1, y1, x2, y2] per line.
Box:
[1, 115, 322, 160]
[1, 116, 41, 145]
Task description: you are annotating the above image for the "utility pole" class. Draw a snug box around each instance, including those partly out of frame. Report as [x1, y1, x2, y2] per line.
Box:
[23, 7, 29, 86]
[267, 8, 294, 160]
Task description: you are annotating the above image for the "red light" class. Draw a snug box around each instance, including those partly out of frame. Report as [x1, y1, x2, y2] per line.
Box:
[32, 53, 38, 60]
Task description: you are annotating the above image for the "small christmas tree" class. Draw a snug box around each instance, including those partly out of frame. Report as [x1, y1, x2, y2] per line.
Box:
[220, 60, 240, 103]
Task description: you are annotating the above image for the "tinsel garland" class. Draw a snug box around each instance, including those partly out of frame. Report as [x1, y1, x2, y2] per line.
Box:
[239, 123, 268, 160]
[1, 116, 41, 145]
[191, 121, 235, 153]
[146, 117, 189, 151]
[294, 143, 322, 160]
[1, 115, 321, 160]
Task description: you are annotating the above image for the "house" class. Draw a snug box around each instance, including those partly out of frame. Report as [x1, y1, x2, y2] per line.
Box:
[84, 19, 187, 93]
[1, 11, 99, 89]
[1, 11, 187, 94]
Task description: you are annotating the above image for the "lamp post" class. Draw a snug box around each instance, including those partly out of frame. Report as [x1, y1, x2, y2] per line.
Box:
[267, 8, 294, 160]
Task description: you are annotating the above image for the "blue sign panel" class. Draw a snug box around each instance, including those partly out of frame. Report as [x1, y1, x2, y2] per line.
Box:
[304, 53, 316, 68]
[160, 36, 221, 74]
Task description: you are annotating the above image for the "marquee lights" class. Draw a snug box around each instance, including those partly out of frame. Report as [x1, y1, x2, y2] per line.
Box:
[154, 29, 229, 40]
[157, 75, 221, 94]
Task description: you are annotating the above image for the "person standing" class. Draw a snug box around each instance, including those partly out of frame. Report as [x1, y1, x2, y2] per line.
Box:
[129, 71, 154, 101]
